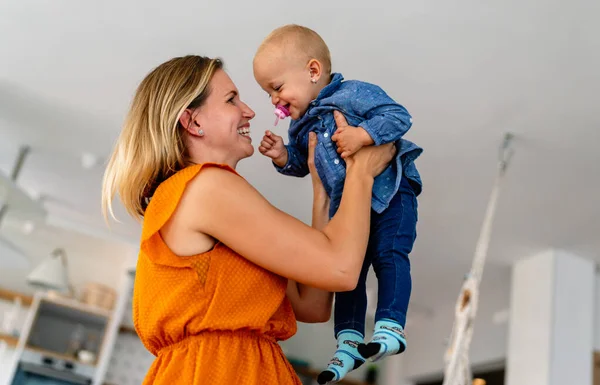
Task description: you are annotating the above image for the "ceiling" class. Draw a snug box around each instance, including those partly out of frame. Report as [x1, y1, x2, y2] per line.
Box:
[0, 0, 598, 310]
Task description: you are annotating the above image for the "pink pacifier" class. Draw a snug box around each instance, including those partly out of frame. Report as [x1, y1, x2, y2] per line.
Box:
[274, 104, 290, 126]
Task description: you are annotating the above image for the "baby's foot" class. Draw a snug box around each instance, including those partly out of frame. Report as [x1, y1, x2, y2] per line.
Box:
[357, 319, 406, 362]
[317, 330, 365, 384]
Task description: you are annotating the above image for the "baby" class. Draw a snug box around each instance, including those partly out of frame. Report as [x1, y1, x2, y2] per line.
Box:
[253, 24, 423, 384]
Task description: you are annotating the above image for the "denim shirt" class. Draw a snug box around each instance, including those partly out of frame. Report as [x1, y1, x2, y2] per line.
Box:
[274, 73, 423, 218]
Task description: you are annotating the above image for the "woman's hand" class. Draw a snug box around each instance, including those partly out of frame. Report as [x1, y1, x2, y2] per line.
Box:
[307, 132, 325, 194]
[307, 131, 330, 236]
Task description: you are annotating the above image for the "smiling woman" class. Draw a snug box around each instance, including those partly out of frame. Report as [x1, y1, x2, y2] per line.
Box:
[100, 55, 395, 385]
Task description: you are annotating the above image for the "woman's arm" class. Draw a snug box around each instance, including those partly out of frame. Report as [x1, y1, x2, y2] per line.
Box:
[287, 133, 334, 323]
[180, 113, 395, 292]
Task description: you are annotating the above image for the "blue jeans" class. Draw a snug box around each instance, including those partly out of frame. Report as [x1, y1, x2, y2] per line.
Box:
[334, 176, 418, 337]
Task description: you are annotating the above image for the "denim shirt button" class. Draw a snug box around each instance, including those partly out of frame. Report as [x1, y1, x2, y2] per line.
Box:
[323, 133, 329, 138]
[334, 159, 340, 165]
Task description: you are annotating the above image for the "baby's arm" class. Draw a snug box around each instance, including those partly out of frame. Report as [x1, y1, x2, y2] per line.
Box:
[350, 82, 413, 146]
[259, 130, 309, 177]
[331, 83, 412, 158]
[275, 143, 309, 177]
[273, 135, 310, 178]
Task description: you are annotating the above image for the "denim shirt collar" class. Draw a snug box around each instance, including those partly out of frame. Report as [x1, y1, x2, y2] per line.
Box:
[314, 72, 344, 102]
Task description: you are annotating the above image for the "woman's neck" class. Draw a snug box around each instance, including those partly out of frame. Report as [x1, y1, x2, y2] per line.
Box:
[189, 150, 238, 170]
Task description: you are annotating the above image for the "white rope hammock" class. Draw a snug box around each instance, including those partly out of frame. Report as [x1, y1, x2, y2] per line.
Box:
[442, 133, 515, 385]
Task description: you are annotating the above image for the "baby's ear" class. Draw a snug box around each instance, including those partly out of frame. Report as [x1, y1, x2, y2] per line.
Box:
[307, 59, 323, 82]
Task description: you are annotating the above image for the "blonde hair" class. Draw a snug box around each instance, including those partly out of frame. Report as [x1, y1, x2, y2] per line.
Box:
[256, 24, 332, 74]
[102, 55, 223, 221]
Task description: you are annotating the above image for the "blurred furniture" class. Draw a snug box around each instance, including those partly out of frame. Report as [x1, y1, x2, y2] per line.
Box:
[6, 292, 111, 385]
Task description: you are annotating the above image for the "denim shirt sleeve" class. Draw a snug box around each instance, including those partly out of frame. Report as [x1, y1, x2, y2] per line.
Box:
[273, 143, 309, 177]
[350, 83, 413, 146]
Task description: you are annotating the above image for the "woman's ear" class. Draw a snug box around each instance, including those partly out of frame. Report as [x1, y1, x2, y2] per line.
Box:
[179, 108, 202, 136]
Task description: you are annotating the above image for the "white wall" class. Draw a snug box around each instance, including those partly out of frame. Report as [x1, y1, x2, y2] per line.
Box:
[505, 250, 595, 385]
[505, 250, 554, 385]
[549, 250, 594, 385]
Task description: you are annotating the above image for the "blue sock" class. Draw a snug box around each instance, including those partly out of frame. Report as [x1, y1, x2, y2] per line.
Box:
[317, 330, 365, 384]
[357, 319, 407, 362]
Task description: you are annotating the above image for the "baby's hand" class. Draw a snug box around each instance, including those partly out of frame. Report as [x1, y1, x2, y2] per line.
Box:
[331, 113, 374, 159]
[259, 130, 288, 167]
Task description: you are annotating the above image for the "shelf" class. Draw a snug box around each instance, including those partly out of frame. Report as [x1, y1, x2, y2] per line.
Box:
[0, 287, 113, 319]
[0, 332, 19, 347]
[25, 345, 98, 367]
[0, 287, 33, 306]
[40, 294, 112, 320]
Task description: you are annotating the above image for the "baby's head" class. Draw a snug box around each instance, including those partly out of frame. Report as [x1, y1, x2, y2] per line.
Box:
[253, 24, 331, 120]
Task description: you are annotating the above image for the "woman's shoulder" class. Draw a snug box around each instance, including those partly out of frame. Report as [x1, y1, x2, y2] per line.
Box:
[142, 163, 241, 241]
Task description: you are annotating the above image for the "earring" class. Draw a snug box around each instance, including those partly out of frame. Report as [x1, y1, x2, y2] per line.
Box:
[197, 129, 204, 136]
[311, 78, 317, 84]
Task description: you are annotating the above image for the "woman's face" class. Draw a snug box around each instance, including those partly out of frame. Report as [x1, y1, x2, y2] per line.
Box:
[193, 69, 256, 162]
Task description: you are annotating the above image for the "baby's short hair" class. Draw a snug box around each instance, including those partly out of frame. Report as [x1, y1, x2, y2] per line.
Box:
[257, 24, 332, 74]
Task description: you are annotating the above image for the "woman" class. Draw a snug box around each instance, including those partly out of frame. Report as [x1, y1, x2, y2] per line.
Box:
[102, 55, 395, 385]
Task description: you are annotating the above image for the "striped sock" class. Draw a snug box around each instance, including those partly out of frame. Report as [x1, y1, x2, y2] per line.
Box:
[317, 330, 365, 384]
[357, 319, 407, 362]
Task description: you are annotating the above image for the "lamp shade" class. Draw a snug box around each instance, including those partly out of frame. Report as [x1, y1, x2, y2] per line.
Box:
[27, 248, 69, 291]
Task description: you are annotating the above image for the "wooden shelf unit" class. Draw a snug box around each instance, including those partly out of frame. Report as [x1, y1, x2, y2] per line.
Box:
[0, 287, 33, 306]
[0, 332, 19, 347]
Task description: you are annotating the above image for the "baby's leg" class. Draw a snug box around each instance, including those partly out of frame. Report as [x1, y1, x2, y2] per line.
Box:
[358, 183, 418, 361]
[317, 248, 372, 384]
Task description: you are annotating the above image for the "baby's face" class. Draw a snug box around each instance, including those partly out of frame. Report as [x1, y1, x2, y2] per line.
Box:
[253, 49, 317, 120]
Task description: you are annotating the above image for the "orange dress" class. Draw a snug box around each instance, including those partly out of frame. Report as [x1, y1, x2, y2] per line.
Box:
[132, 163, 302, 385]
